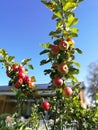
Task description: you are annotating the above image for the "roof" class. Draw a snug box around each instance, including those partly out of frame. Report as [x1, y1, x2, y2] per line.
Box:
[0, 81, 85, 91]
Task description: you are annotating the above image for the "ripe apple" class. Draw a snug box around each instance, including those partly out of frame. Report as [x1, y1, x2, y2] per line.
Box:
[17, 78, 23, 85]
[14, 82, 20, 89]
[59, 40, 69, 51]
[24, 75, 31, 83]
[18, 71, 25, 79]
[42, 101, 50, 111]
[51, 45, 59, 54]
[12, 64, 19, 71]
[57, 62, 68, 74]
[63, 86, 73, 96]
[14, 78, 23, 89]
[18, 65, 25, 72]
[53, 77, 63, 87]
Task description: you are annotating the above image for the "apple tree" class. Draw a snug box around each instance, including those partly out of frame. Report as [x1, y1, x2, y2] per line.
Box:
[39, 0, 84, 130]
[0, 48, 36, 117]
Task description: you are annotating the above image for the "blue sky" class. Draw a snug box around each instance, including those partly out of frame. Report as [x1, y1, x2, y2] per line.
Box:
[0, 0, 98, 86]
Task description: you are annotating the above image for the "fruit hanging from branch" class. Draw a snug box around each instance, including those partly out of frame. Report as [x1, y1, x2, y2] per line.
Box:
[42, 101, 50, 111]
[59, 40, 69, 51]
[53, 77, 63, 87]
[63, 86, 73, 96]
[57, 62, 68, 74]
[39, 0, 83, 129]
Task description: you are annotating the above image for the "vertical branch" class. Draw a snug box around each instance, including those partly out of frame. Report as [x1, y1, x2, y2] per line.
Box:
[58, 0, 66, 39]
[52, 101, 58, 130]
[41, 112, 49, 130]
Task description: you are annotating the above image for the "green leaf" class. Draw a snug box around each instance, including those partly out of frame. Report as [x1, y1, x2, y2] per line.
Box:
[75, 48, 83, 54]
[0, 49, 8, 57]
[68, 28, 79, 37]
[49, 29, 61, 38]
[63, 2, 78, 11]
[28, 64, 34, 70]
[71, 75, 79, 83]
[67, 15, 78, 27]
[8, 56, 15, 62]
[41, 0, 56, 11]
[0, 59, 5, 62]
[73, 60, 81, 67]
[70, 28, 79, 35]
[0, 113, 9, 120]
[79, 0, 84, 2]
[44, 69, 52, 75]
[40, 58, 51, 65]
[69, 66, 79, 75]
[52, 14, 58, 20]
[21, 58, 32, 65]
[55, 11, 62, 19]
[40, 49, 50, 55]
[56, 19, 62, 29]
[40, 42, 51, 49]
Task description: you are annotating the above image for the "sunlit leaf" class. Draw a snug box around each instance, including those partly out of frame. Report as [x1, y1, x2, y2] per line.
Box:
[70, 28, 79, 34]
[8, 56, 15, 62]
[73, 61, 81, 67]
[55, 11, 62, 19]
[71, 75, 79, 82]
[41, 0, 56, 11]
[40, 42, 51, 49]
[56, 19, 63, 29]
[63, 2, 78, 11]
[22, 58, 32, 65]
[67, 15, 78, 27]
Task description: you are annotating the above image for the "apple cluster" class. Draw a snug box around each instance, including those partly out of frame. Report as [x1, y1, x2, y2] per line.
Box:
[50, 38, 74, 96]
[6, 64, 35, 94]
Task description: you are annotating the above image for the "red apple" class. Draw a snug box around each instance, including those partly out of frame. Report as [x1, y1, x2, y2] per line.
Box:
[51, 45, 59, 54]
[24, 75, 31, 83]
[59, 40, 69, 51]
[42, 101, 50, 111]
[18, 71, 25, 79]
[57, 62, 68, 74]
[18, 65, 25, 72]
[63, 86, 73, 96]
[12, 64, 19, 71]
[53, 77, 63, 87]
[14, 78, 23, 89]
[17, 78, 23, 85]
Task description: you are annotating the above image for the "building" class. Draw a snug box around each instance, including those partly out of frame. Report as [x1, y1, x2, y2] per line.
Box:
[0, 82, 86, 115]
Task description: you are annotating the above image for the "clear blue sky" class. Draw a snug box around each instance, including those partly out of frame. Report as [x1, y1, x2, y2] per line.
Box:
[0, 0, 98, 86]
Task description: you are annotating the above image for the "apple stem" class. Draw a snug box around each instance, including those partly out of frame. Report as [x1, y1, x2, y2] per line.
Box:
[53, 103, 58, 130]
[41, 112, 49, 130]
[52, 91, 59, 130]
